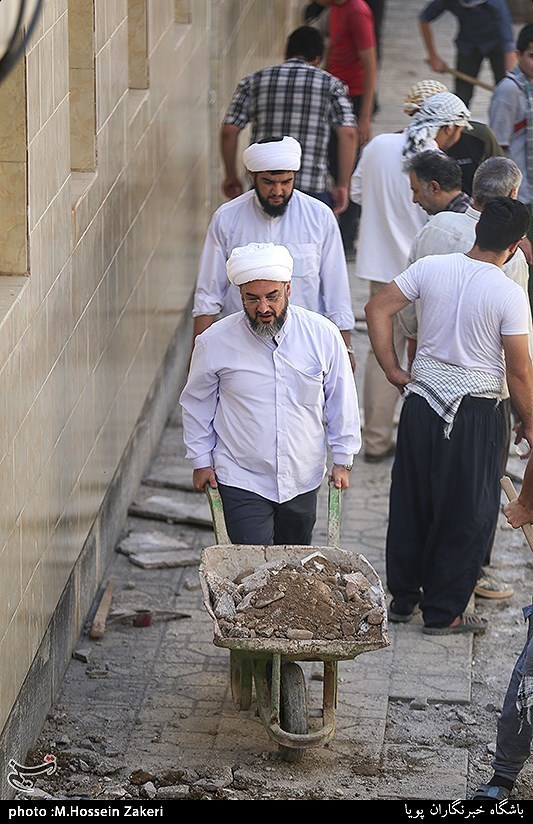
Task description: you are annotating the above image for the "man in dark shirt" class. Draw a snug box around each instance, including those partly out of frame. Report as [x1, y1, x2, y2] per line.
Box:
[419, 0, 516, 107]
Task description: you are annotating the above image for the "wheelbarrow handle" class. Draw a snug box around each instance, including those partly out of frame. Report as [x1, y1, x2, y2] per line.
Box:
[205, 483, 341, 547]
[204, 484, 231, 544]
[327, 485, 342, 547]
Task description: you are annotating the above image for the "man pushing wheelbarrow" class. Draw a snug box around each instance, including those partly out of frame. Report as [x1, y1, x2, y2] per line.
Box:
[179, 240, 361, 549]
[180, 242, 388, 761]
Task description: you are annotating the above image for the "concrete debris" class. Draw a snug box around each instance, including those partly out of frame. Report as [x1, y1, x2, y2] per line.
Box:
[129, 488, 212, 527]
[117, 530, 200, 568]
[205, 554, 385, 642]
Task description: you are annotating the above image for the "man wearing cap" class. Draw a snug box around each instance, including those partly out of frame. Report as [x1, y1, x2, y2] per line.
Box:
[180, 242, 361, 545]
[192, 136, 356, 368]
[403, 79, 504, 196]
[350, 90, 472, 462]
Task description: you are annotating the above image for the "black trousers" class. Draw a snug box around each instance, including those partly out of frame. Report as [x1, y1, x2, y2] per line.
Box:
[386, 394, 503, 628]
[328, 95, 364, 254]
[483, 396, 511, 567]
[455, 48, 506, 107]
[217, 484, 318, 546]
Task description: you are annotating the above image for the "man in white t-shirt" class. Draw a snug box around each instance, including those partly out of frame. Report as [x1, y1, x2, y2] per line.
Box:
[364, 198, 533, 635]
[398, 156, 532, 604]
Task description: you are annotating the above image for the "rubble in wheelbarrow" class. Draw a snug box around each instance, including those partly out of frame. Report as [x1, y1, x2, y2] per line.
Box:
[204, 551, 385, 642]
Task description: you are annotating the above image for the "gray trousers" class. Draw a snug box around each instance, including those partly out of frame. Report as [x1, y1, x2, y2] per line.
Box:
[217, 483, 318, 546]
[492, 603, 533, 784]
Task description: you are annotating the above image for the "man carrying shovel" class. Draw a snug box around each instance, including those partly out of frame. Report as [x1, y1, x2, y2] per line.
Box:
[418, 0, 516, 107]
[472, 463, 533, 801]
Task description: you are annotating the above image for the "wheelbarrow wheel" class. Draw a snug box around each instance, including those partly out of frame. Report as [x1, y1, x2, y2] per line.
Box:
[279, 662, 308, 763]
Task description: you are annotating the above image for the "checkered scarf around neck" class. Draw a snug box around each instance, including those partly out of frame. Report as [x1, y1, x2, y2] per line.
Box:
[507, 64, 533, 186]
[405, 356, 503, 438]
[402, 92, 472, 162]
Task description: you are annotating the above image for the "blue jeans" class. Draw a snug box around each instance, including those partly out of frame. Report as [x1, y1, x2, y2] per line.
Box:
[491, 603, 533, 784]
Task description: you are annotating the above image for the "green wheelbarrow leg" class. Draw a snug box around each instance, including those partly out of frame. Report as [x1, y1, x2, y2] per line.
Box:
[230, 649, 253, 711]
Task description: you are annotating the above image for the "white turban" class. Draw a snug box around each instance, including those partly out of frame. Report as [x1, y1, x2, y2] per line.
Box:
[403, 92, 472, 161]
[226, 242, 293, 286]
[243, 136, 302, 172]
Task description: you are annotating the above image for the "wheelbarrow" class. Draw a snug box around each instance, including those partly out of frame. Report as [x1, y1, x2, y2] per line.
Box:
[199, 485, 390, 762]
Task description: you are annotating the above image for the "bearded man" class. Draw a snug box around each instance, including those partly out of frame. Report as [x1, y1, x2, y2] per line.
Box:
[191, 136, 356, 368]
[181, 242, 361, 545]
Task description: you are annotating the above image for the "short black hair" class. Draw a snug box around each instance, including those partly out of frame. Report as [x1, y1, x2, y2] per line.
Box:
[517, 24, 533, 54]
[285, 26, 324, 62]
[406, 150, 462, 193]
[475, 197, 530, 252]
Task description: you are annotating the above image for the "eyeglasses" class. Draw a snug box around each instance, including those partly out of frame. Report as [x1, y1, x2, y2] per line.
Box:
[241, 292, 285, 306]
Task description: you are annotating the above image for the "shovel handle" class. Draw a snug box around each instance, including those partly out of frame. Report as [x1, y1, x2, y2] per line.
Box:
[500, 476, 533, 553]
[445, 66, 494, 92]
[424, 59, 494, 92]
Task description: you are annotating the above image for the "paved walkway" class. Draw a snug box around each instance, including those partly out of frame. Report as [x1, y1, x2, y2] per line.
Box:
[26, 0, 529, 802]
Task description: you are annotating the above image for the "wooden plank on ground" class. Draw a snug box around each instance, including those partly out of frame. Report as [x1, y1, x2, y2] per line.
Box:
[89, 580, 114, 639]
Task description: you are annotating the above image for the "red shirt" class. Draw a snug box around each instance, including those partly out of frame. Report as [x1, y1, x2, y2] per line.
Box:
[327, 0, 376, 97]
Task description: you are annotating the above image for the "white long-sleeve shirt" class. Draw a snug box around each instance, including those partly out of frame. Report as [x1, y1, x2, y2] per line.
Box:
[179, 305, 361, 503]
[192, 189, 355, 331]
[350, 131, 427, 283]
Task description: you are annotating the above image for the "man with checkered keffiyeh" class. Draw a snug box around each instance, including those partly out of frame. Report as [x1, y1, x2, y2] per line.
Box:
[364, 198, 533, 640]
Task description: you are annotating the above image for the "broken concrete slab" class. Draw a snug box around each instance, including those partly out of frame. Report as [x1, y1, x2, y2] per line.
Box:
[129, 486, 212, 528]
[142, 454, 194, 491]
[116, 530, 201, 568]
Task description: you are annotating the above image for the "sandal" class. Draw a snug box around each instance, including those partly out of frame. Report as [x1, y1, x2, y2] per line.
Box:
[471, 783, 510, 801]
[422, 614, 488, 635]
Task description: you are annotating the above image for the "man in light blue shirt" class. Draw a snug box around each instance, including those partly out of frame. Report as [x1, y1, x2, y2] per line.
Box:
[180, 242, 361, 545]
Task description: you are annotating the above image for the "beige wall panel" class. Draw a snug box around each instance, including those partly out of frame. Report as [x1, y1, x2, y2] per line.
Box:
[0, 162, 27, 274]
[0, 622, 19, 715]
[70, 67, 96, 171]
[129, 0, 148, 90]
[68, 0, 95, 69]
[0, 60, 26, 162]
[0, 524, 21, 641]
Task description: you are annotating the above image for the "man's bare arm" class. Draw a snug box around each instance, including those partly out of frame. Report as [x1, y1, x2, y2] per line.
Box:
[356, 46, 377, 146]
[419, 20, 447, 73]
[364, 282, 411, 392]
[331, 125, 357, 215]
[220, 124, 244, 199]
[503, 333, 533, 447]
